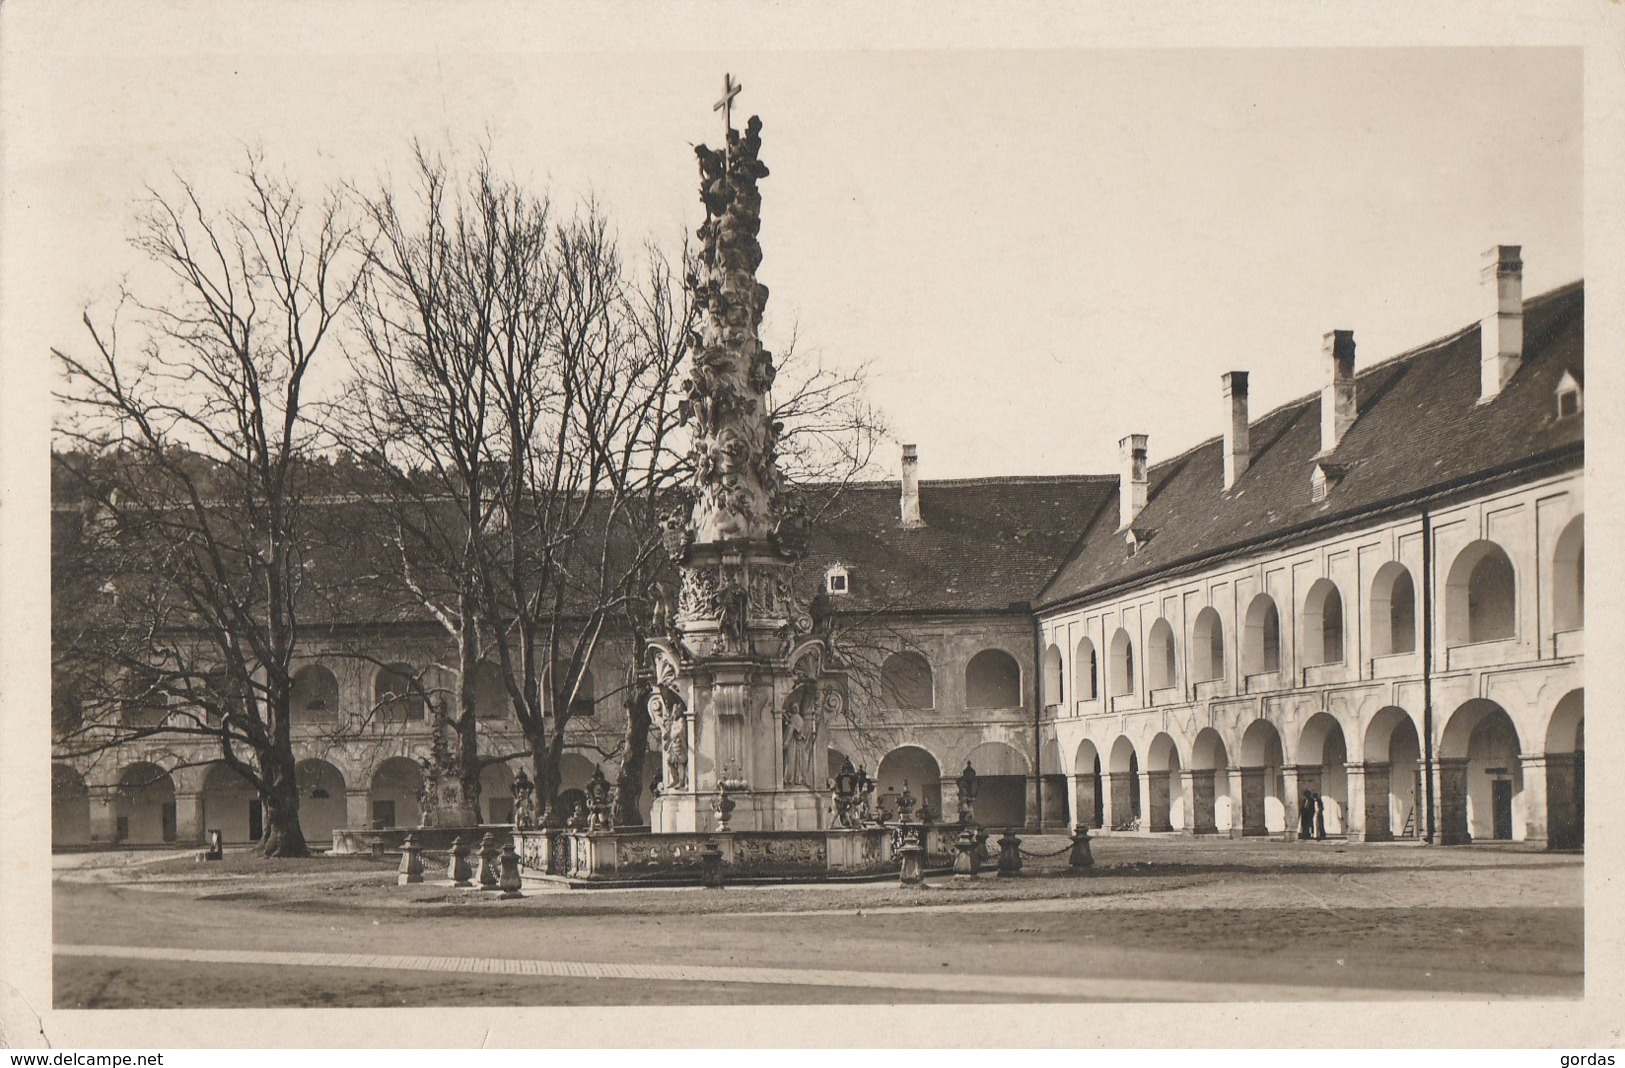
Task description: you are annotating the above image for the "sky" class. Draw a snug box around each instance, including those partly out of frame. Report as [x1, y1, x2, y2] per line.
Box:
[1, 20, 1583, 482]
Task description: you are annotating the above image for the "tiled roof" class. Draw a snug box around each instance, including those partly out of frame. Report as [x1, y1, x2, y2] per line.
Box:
[50, 282, 1584, 625]
[804, 475, 1118, 614]
[1035, 281, 1585, 611]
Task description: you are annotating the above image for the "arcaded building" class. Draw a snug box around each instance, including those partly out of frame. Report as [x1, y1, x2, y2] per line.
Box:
[52, 249, 1583, 850]
[1036, 251, 1583, 848]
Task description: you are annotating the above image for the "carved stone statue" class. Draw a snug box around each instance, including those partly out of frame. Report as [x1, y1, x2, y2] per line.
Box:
[685, 114, 783, 547]
[651, 688, 689, 790]
[781, 688, 816, 787]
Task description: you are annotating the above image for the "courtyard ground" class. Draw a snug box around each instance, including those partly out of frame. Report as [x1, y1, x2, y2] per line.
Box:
[52, 835, 1582, 1007]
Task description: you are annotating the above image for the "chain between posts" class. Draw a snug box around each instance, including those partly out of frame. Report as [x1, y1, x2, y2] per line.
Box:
[1016, 841, 1077, 859]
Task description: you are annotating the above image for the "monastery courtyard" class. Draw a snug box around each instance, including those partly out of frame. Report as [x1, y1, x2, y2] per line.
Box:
[53, 837, 1581, 1007]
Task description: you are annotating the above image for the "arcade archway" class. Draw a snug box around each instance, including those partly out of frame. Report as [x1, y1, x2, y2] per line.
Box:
[1361, 707, 1422, 840]
[1439, 700, 1523, 843]
[878, 745, 943, 822]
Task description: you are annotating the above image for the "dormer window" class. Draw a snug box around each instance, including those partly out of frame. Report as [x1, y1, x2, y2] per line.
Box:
[825, 564, 850, 596]
[1556, 371, 1582, 419]
[1311, 462, 1347, 503]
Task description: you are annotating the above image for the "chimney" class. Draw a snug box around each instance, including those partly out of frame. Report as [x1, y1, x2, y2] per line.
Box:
[1223, 371, 1250, 489]
[1319, 330, 1356, 454]
[899, 444, 922, 527]
[1118, 433, 1148, 530]
[1480, 244, 1524, 402]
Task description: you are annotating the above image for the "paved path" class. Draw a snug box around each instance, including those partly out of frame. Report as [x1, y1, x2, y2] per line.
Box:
[54, 943, 1541, 1003]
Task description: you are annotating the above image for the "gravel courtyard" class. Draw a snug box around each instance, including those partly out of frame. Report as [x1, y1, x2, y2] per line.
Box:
[52, 835, 1583, 1007]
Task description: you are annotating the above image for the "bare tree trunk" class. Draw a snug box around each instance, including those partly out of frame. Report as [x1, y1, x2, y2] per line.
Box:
[258, 747, 309, 857]
[615, 675, 652, 827]
[524, 718, 561, 826]
[455, 603, 483, 819]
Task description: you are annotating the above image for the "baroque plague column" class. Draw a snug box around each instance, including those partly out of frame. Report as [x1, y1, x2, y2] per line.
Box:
[648, 89, 846, 834]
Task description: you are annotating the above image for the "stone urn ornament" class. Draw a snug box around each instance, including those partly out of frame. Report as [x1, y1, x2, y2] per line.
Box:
[712, 783, 737, 833]
[897, 780, 918, 823]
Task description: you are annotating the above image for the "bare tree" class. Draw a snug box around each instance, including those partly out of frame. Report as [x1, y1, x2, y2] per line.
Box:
[342, 149, 692, 823]
[344, 146, 891, 828]
[52, 158, 368, 856]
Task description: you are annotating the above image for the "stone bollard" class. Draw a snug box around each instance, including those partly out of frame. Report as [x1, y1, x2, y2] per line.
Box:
[397, 833, 424, 886]
[1068, 824, 1095, 872]
[952, 828, 979, 879]
[447, 836, 473, 887]
[898, 833, 926, 885]
[497, 843, 524, 899]
[369, 838, 386, 860]
[995, 829, 1023, 877]
[700, 838, 725, 889]
[476, 832, 501, 890]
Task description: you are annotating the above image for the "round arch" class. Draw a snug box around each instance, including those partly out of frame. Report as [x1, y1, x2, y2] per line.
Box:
[1042, 644, 1064, 707]
[1071, 738, 1103, 829]
[1445, 540, 1517, 646]
[1238, 719, 1286, 835]
[877, 744, 943, 822]
[1191, 607, 1225, 683]
[114, 762, 176, 844]
[1106, 735, 1141, 831]
[1553, 516, 1584, 632]
[1108, 628, 1135, 696]
[479, 761, 517, 824]
[1296, 712, 1349, 835]
[1074, 636, 1099, 701]
[290, 664, 339, 724]
[1439, 699, 1524, 843]
[374, 663, 426, 725]
[880, 652, 934, 710]
[1302, 579, 1346, 667]
[1370, 562, 1417, 657]
[556, 752, 600, 821]
[1190, 727, 1230, 834]
[965, 649, 1021, 709]
[1545, 689, 1583, 848]
[541, 663, 598, 719]
[965, 740, 1028, 828]
[1147, 619, 1177, 690]
[295, 758, 347, 845]
[52, 764, 91, 846]
[1146, 731, 1184, 832]
[368, 756, 423, 829]
[201, 762, 259, 844]
[1361, 706, 1423, 841]
[1242, 594, 1282, 675]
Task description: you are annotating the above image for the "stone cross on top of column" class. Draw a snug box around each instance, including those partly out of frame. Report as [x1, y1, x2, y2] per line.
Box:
[714, 73, 742, 144]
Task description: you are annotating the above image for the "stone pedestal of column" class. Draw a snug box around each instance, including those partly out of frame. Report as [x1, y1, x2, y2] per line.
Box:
[1147, 770, 1172, 832]
[1359, 762, 1392, 841]
[1069, 774, 1097, 831]
[1280, 766, 1304, 841]
[1435, 758, 1471, 845]
[1517, 754, 1552, 848]
[1238, 767, 1267, 836]
[1226, 768, 1246, 838]
[1540, 752, 1582, 849]
[1343, 762, 1369, 842]
[174, 791, 204, 845]
[1104, 771, 1135, 831]
[1186, 769, 1217, 834]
